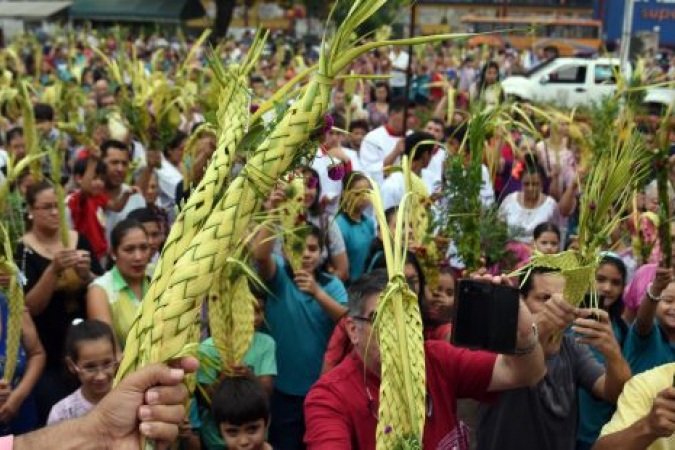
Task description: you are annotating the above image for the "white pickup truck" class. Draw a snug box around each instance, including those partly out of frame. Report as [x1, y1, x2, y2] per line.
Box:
[502, 57, 674, 109]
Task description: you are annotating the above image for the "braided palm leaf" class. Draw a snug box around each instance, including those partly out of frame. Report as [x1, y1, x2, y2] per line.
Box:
[118, 1, 370, 382]
[207, 266, 257, 373]
[118, 0, 474, 395]
[369, 180, 426, 449]
[278, 174, 308, 271]
[403, 150, 441, 290]
[116, 33, 268, 382]
[17, 81, 41, 182]
[0, 223, 23, 383]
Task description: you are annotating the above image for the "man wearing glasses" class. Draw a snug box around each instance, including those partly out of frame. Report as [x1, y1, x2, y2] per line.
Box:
[304, 269, 549, 449]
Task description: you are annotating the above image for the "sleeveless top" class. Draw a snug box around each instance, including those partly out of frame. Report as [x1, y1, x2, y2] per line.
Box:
[90, 267, 148, 348]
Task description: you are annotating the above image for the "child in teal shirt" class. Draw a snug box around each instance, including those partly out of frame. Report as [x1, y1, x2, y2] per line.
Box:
[335, 172, 376, 284]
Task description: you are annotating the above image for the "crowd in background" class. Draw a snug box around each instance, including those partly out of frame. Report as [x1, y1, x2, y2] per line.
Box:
[0, 25, 673, 450]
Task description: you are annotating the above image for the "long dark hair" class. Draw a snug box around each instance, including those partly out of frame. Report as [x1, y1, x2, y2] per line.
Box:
[339, 171, 370, 216]
[533, 221, 561, 241]
[477, 61, 500, 96]
[599, 254, 627, 335]
[301, 166, 322, 217]
[582, 254, 628, 343]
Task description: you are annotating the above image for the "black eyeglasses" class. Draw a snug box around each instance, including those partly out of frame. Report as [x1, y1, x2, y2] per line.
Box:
[352, 311, 377, 325]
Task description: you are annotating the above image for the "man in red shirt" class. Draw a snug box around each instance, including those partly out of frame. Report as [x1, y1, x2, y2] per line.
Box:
[304, 270, 556, 449]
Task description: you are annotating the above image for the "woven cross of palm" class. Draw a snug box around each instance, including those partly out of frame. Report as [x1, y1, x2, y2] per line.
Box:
[513, 111, 652, 308]
[276, 173, 309, 272]
[403, 138, 442, 291]
[368, 166, 426, 450]
[114, 5, 474, 448]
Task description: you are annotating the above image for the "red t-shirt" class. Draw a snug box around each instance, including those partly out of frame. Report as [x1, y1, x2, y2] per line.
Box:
[305, 341, 497, 449]
[67, 191, 109, 259]
[323, 320, 454, 374]
[423, 323, 452, 342]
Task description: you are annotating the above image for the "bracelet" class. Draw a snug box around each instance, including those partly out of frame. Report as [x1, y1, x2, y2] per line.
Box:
[646, 283, 662, 302]
[514, 323, 539, 355]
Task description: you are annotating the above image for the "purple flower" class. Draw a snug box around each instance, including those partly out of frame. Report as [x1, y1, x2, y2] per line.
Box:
[250, 104, 260, 114]
[327, 163, 345, 181]
[588, 201, 597, 211]
[323, 114, 334, 134]
[384, 425, 393, 434]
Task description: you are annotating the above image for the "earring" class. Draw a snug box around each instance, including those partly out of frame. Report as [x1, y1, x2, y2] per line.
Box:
[27, 214, 33, 220]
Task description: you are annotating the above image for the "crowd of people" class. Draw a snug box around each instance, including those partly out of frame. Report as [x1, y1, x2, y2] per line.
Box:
[0, 24, 673, 450]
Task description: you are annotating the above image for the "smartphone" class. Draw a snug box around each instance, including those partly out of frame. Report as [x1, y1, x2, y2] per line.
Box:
[451, 279, 520, 354]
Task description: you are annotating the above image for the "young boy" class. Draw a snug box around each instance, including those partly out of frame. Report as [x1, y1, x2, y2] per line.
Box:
[190, 288, 277, 449]
[68, 155, 138, 262]
[212, 376, 272, 450]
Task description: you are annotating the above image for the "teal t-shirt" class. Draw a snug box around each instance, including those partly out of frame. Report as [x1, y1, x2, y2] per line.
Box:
[624, 321, 675, 377]
[190, 332, 277, 450]
[265, 254, 347, 396]
[336, 212, 376, 283]
[576, 319, 626, 445]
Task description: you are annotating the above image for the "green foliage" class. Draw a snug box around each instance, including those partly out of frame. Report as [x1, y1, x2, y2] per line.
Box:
[480, 206, 517, 269]
[330, 0, 410, 37]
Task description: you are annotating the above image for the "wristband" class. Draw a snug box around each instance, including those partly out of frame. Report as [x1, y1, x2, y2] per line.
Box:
[515, 323, 539, 355]
[646, 283, 662, 303]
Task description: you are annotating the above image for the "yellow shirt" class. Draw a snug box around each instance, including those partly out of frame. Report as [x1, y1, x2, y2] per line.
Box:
[600, 363, 675, 450]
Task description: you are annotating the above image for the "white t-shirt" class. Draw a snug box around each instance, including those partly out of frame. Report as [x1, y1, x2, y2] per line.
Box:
[479, 164, 495, 207]
[156, 155, 183, 210]
[389, 51, 409, 88]
[421, 148, 446, 194]
[311, 148, 343, 217]
[359, 126, 401, 188]
[381, 171, 429, 211]
[343, 147, 362, 173]
[422, 156, 494, 208]
[498, 192, 559, 243]
[381, 171, 406, 210]
[105, 184, 147, 242]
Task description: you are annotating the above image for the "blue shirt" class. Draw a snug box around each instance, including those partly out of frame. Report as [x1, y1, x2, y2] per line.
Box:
[336, 212, 376, 283]
[0, 294, 37, 434]
[577, 319, 626, 445]
[265, 254, 347, 395]
[624, 321, 675, 377]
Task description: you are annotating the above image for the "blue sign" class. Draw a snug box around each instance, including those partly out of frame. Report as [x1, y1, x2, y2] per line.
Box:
[600, 0, 675, 47]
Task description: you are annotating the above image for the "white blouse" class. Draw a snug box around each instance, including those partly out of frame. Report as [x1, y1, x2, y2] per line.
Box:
[499, 192, 560, 243]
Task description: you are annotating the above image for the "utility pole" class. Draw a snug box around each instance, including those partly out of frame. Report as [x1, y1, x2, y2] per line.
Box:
[619, 0, 635, 71]
[403, 4, 416, 130]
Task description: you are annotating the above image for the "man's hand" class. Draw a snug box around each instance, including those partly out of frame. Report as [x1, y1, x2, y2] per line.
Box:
[295, 270, 319, 297]
[535, 293, 577, 343]
[85, 356, 199, 450]
[645, 387, 675, 439]
[573, 309, 621, 358]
